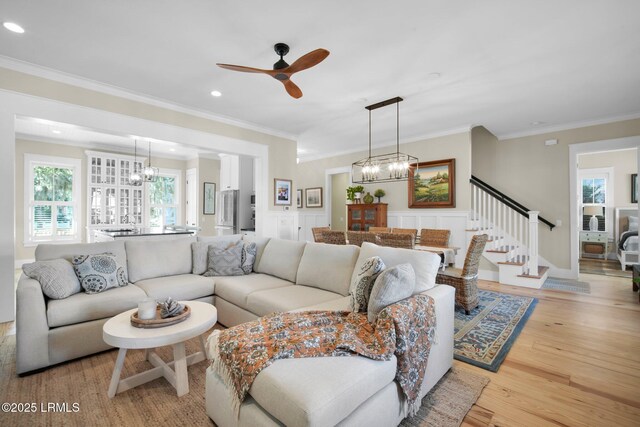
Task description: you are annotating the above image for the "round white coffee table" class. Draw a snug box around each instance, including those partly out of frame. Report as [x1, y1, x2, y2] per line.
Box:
[103, 301, 217, 398]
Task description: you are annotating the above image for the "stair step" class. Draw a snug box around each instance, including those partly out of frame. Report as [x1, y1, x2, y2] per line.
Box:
[517, 266, 549, 279]
[497, 260, 525, 266]
[486, 245, 516, 254]
[498, 255, 529, 266]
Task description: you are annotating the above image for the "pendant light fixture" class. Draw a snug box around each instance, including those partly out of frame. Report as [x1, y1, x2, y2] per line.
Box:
[129, 139, 143, 186]
[351, 96, 418, 184]
[143, 140, 159, 182]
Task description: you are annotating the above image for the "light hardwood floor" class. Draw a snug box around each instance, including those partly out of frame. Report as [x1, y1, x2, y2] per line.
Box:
[2, 273, 639, 426]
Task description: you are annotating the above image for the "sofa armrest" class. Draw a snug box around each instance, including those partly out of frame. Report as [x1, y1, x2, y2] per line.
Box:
[16, 274, 50, 374]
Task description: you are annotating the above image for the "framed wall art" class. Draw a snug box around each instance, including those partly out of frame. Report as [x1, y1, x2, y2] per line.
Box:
[305, 187, 323, 208]
[297, 189, 303, 208]
[274, 178, 292, 206]
[632, 173, 638, 204]
[408, 158, 455, 208]
[203, 182, 216, 214]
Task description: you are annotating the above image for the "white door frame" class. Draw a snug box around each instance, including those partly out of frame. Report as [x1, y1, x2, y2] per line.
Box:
[185, 168, 197, 227]
[569, 136, 640, 278]
[325, 166, 352, 228]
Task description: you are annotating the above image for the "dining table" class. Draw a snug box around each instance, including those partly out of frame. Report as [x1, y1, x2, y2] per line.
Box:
[414, 245, 459, 270]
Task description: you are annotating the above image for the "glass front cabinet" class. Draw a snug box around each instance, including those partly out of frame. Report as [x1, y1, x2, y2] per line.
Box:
[347, 203, 388, 231]
[86, 151, 145, 241]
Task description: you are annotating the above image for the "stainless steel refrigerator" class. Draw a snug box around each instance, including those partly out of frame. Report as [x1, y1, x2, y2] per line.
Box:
[217, 190, 239, 234]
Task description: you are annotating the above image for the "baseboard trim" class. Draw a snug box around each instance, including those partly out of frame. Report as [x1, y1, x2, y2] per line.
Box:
[547, 267, 575, 280]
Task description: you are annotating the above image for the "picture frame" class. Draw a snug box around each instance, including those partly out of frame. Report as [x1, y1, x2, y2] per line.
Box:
[297, 189, 303, 208]
[274, 178, 292, 206]
[305, 187, 323, 208]
[632, 173, 638, 204]
[408, 158, 455, 208]
[203, 182, 216, 214]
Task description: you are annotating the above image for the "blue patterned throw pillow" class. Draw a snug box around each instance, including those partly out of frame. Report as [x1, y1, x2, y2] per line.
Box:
[349, 256, 386, 312]
[71, 253, 128, 294]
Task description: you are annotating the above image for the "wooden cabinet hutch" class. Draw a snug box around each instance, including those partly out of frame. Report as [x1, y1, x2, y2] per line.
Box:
[347, 203, 388, 231]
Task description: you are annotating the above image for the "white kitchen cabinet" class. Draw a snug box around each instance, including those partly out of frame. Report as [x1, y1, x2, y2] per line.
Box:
[220, 154, 239, 190]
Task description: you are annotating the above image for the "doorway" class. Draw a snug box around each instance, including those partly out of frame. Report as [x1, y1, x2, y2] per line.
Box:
[331, 173, 349, 231]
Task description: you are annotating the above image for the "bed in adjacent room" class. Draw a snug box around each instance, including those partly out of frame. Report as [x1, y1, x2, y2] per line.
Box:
[615, 207, 639, 270]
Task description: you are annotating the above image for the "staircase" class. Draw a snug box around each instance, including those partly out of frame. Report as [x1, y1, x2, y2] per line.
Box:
[467, 176, 555, 288]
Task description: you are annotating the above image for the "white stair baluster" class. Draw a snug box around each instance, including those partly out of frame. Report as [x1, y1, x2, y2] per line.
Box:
[528, 211, 539, 275]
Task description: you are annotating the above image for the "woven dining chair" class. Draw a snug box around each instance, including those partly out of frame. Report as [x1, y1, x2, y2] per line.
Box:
[369, 227, 391, 233]
[420, 228, 451, 248]
[376, 232, 415, 249]
[346, 231, 377, 247]
[312, 227, 331, 243]
[436, 234, 488, 314]
[392, 228, 418, 241]
[322, 230, 347, 245]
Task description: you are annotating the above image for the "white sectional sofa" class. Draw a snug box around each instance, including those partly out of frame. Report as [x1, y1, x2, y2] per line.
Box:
[16, 234, 454, 427]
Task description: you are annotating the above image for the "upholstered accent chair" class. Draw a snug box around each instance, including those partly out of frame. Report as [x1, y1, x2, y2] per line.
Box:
[436, 234, 488, 314]
[420, 229, 451, 248]
[346, 231, 377, 247]
[312, 227, 331, 243]
[322, 230, 347, 245]
[376, 232, 415, 249]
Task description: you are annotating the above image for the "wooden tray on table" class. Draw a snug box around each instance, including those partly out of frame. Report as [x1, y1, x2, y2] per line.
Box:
[130, 305, 191, 328]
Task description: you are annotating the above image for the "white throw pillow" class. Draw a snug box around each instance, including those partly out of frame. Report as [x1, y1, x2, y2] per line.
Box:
[367, 263, 416, 323]
[191, 242, 209, 275]
[349, 256, 386, 312]
[23, 259, 82, 299]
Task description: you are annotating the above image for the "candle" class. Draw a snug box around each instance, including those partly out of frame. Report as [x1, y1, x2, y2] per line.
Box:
[138, 298, 157, 320]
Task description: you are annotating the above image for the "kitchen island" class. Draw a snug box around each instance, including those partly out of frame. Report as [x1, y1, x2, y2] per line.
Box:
[93, 227, 195, 242]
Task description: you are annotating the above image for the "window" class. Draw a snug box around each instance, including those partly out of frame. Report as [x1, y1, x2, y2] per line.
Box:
[147, 169, 181, 228]
[579, 168, 613, 232]
[25, 154, 81, 244]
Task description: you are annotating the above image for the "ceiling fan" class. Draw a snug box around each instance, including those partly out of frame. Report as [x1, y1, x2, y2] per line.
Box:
[216, 43, 329, 99]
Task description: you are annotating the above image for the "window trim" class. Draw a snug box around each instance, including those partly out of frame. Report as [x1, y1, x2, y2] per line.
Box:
[24, 154, 82, 246]
[578, 167, 614, 235]
[145, 168, 182, 228]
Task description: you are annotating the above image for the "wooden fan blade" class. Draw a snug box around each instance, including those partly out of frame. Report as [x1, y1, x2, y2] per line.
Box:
[283, 79, 303, 99]
[284, 49, 330, 74]
[216, 63, 276, 76]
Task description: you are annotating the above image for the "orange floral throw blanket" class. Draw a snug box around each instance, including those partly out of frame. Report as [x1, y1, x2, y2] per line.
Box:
[208, 294, 436, 416]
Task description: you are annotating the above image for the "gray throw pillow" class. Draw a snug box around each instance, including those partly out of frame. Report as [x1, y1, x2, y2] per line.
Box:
[23, 259, 82, 299]
[349, 256, 385, 312]
[367, 263, 416, 323]
[203, 240, 244, 276]
[241, 242, 258, 275]
[192, 242, 209, 275]
[71, 253, 128, 294]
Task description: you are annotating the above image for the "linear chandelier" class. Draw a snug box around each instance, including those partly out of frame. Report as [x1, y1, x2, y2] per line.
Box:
[352, 96, 418, 184]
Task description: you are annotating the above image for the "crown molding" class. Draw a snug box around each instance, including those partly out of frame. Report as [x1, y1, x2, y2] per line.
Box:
[496, 112, 640, 140]
[298, 125, 472, 163]
[0, 55, 297, 142]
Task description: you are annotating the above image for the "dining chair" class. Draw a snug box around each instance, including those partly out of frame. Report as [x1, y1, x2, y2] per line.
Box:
[436, 234, 488, 314]
[346, 231, 377, 247]
[312, 227, 331, 243]
[391, 228, 418, 241]
[322, 230, 347, 245]
[369, 227, 391, 233]
[376, 232, 415, 249]
[419, 228, 451, 248]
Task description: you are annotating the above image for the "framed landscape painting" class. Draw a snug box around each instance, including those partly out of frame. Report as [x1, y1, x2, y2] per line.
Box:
[274, 178, 292, 206]
[203, 182, 216, 214]
[305, 187, 323, 208]
[408, 158, 455, 208]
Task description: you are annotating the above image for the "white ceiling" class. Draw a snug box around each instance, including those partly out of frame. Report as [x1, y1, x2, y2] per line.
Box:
[1, 0, 640, 161]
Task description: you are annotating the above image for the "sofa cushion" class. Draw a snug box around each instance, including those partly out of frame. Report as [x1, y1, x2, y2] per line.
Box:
[256, 239, 306, 282]
[247, 286, 342, 317]
[295, 243, 359, 296]
[71, 253, 128, 294]
[35, 240, 128, 277]
[249, 355, 397, 427]
[242, 235, 271, 271]
[126, 236, 196, 283]
[47, 285, 147, 327]
[214, 273, 293, 311]
[293, 295, 351, 312]
[198, 234, 243, 245]
[22, 259, 81, 299]
[203, 241, 244, 277]
[351, 242, 440, 294]
[134, 274, 215, 301]
[368, 263, 416, 323]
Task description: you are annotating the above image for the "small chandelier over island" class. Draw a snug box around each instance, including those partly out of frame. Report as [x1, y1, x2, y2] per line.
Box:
[352, 96, 418, 184]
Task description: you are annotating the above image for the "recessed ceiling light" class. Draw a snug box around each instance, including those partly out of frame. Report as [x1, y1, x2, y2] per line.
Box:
[210, 90, 222, 97]
[530, 121, 545, 126]
[169, 148, 176, 152]
[427, 72, 441, 79]
[51, 129, 61, 134]
[3, 22, 25, 34]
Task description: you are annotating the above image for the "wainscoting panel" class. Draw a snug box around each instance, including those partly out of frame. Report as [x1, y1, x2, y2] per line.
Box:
[298, 212, 329, 242]
[262, 211, 299, 240]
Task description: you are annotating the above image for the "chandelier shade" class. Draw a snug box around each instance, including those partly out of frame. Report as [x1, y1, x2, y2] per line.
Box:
[351, 96, 418, 184]
[129, 139, 143, 187]
[143, 140, 159, 182]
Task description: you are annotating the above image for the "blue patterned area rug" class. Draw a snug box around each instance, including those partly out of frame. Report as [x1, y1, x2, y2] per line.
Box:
[454, 290, 537, 372]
